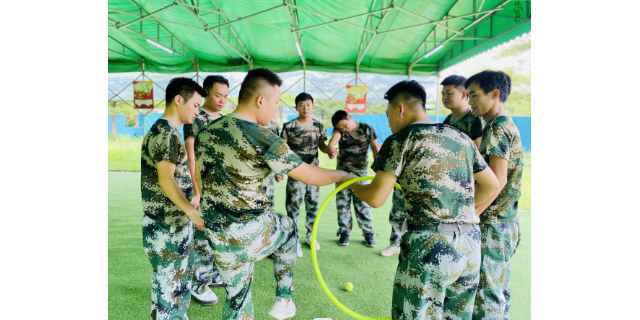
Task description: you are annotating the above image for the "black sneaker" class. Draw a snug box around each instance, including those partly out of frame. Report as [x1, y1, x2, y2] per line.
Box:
[338, 233, 350, 246]
[364, 233, 376, 248]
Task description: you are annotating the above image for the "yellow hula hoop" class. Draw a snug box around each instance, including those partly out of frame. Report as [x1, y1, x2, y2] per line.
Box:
[310, 176, 401, 320]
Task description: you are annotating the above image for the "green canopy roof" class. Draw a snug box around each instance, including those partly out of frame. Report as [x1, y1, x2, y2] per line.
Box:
[108, 0, 530, 75]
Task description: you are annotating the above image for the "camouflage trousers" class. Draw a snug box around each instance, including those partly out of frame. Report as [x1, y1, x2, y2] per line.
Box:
[285, 176, 319, 238]
[142, 215, 194, 320]
[473, 216, 522, 320]
[388, 188, 407, 246]
[336, 169, 373, 236]
[265, 172, 276, 211]
[191, 227, 223, 294]
[392, 226, 481, 320]
[205, 210, 297, 320]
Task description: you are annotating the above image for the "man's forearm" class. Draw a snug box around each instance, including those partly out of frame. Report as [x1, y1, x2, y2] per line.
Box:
[159, 177, 197, 218]
[475, 177, 507, 213]
[185, 137, 199, 195]
[328, 135, 340, 148]
[306, 167, 346, 186]
[475, 182, 498, 207]
[288, 164, 347, 186]
[189, 164, 200, 196]
[319, 143, 330, 154]
[195, 169, 203, 199]
[350, 183, 376, 206]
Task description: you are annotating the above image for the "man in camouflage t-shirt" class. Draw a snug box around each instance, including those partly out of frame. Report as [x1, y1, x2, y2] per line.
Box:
[382, 75, 486, 258]
[140, 77, 207, 320]
[466, 71, 523, 320]
[442, 74, 484, 148]
[328, 110, 379, 247]
[279, 92, 331, 256]
[183, 75, 229, 305]
[194, 69, 353, 320]
[348, 81, 499, 320]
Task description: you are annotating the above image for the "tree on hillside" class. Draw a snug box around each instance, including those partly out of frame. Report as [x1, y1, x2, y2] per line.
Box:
[493, 33, 531, 60]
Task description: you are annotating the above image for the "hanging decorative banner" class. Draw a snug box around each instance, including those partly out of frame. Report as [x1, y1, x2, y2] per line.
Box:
[133, 81, 154, 109]
[345, 85, 367, 114]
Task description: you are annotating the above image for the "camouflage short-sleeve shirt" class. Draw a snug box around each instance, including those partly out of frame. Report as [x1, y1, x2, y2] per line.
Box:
[336, 122, 378, 173]
[280, 118, 327, 166]
[140, 118, 193, 225]
[195, 113, 304, 224]
[183, 108, 222, 138]
[264, 121, 279, 136]
[371, 122, 488, 228]
[443, 109, 484, 141]
[478, 115, 523, 224]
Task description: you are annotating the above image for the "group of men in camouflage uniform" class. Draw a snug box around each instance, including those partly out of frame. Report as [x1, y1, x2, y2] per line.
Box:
[141, 69, 357, 320]
[347, 71, 523, 320]
[140, 67, 523, 320]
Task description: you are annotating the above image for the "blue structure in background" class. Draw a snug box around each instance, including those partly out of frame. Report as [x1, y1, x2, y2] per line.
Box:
[286, 114, 532, 152]
[109, 113, 531, 151]
[108, 114, 144, 138]
[108, 113, 185, 140]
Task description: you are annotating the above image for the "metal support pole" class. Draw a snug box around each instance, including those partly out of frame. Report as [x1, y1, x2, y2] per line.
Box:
[142, 60, 147, 135]
[196, 59, 200, 83]
[435, 71, 441, 122]
[303, 68, 306, 92]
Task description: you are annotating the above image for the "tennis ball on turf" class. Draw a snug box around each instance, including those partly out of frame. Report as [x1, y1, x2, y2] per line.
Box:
[345, 282, 353, 291]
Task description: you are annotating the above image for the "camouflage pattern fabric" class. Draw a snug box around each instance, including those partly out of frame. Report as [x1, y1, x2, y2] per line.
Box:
[141, 118, 193, 225]
[285, 177, 319, 238]
[371, 122, 488, 228]
[473, 115, 523, 320]
[205, 210, 297, 320]
[477, 115, 523, 225]
[183, 108, 224, 294]
[265, 172, 276, 211]
[336, 122, 378, 172]
[191, 228, 222, 294]
[142, 215, 194, 320]
[335, 169, 373, 236]
[443, 109, 485, 141]
[183, 108, 222, 138]
[280, 118, 327, 166]
[263, 121, 279, 211]
[473, 217, 522, 320]
[392, 227, 481, 320]
[141, 118, 195, 319]
[372, 121, 488, 319]
[195, 113, 303, 224]
[195, 113, 302, 319]
[264, 120, 280, 136]
[388, 187, 407, 246]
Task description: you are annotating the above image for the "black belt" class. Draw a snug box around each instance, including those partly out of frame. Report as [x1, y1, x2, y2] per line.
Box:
[408, 223, 476, 232]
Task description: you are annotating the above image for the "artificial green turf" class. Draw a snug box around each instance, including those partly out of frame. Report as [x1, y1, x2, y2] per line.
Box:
[109, 172, 530, 319]
[108, 135, 143, 171]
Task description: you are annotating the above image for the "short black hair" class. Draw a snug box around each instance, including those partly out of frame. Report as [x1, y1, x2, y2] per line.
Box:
[295, 92, 314, 105]
[238, 68, 283, 104]
[384, 80, 426, 110]
[331, 110, 349, 127]
[465, 70, 511, 102]
[440, 75, 467, 92]
[203, 75, 229, 92]
[165, 77, 207, 106]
